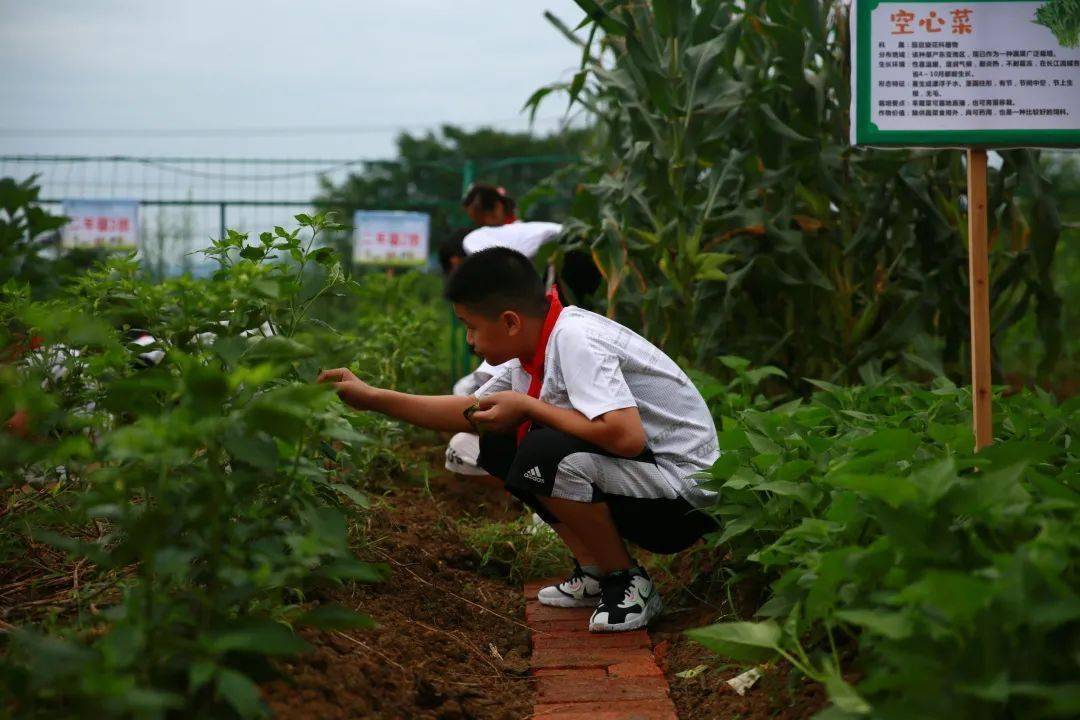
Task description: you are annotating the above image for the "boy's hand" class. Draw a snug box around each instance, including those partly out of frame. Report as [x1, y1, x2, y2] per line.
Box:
[470, 391, 532, 432]
[316, 367, 377, 411]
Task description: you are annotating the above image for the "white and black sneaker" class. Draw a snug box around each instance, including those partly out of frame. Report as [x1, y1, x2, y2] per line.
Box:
[589, 566, 662, 632]
[536, 560, 603, 608]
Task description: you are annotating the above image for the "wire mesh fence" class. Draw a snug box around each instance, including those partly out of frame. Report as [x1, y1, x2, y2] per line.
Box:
[1, 155, 380, 274]
[1, 154, 575, 276]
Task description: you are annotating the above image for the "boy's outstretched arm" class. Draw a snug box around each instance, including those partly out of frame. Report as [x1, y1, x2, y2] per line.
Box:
[316, 367, 476, 433]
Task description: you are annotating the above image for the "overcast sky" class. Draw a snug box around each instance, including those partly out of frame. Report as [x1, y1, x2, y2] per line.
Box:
[0, 0, 588, 160]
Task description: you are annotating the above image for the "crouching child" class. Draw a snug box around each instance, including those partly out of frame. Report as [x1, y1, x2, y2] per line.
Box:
[316, 247, 719, 632]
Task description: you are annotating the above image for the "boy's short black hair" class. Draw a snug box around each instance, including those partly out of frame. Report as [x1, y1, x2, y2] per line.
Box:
[437, 227, 473, 274]
[462, 183, 516, 215]
[444, 247, 547, 318]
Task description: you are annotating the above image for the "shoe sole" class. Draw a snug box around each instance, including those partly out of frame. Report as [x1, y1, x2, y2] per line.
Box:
[588, 592, 663, 633]
[537, 592, 601, 608]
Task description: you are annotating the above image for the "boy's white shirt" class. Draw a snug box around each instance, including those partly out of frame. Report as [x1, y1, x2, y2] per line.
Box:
[474, 306, 719, 507]
[462, 221, 561, 260]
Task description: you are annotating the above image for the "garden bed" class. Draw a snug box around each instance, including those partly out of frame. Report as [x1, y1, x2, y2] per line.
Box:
[262, 457, 533, 720]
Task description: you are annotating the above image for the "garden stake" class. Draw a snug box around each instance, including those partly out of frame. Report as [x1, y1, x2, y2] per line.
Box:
[967, 148, 992, 451]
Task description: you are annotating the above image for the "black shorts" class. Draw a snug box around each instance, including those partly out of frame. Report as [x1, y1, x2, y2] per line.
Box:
[477, 428, 718, 555]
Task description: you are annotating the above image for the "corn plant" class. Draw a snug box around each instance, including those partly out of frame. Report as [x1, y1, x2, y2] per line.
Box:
[530, 0, 1064, 384]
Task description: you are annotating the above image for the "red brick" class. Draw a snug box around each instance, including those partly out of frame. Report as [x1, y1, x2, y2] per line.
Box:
[652, 639, 671, 672]
[536, 675, 670, 704]
[523, 581, 675, 720]
[531, 647, 654, 670]
[526, 601, 594, 623]
[533, 631, 650, 651]
[532, 668, 607, 679]
[607, 659, 665, 678]
[532, 699, 677, 719]
[531, 619, 592, 634]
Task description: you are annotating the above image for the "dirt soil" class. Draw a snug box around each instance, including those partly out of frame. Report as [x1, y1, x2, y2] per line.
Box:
[262, 458, 534, 720]
[648, 549, 828, 720]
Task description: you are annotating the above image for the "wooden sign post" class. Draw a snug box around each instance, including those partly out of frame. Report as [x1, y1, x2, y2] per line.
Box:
[966, 148, 992, 450]
[850, 0, 1080, 451]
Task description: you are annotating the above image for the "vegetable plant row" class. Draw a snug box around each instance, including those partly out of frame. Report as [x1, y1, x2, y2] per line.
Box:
[690, 361, 1080, 719]
[1, 200, 446, 718]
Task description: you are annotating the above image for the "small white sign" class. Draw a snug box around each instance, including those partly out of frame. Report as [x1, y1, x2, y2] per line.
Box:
[352, 211, 429, 266]
[61, 199, 140, 249]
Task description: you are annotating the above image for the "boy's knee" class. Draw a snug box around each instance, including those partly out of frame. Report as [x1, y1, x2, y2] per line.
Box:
[445, 432, 487, 476]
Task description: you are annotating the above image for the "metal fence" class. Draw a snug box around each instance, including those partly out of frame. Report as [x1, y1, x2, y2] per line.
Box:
[0, 154, 574, 276]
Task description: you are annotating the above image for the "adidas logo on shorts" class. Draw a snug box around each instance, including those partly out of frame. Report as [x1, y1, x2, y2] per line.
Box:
[524, 466, 545, 483]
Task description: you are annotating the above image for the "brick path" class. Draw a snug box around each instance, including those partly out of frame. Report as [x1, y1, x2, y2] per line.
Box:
[524, 579, 678, 720]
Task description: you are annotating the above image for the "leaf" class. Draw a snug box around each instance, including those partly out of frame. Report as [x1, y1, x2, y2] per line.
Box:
[746, 432, 781, 455]
[244, 336, 315, 363]
[209, 622, 310, 656]
[822, 474, 920, 509]
[759, 103, 813, 143]
[318, 557, 387, 584]
[568, 70, 588, 107]
[823, 671, 871, 715]
[1010, 682, 1080, 715]
[321, 416, 370, 447]
[755, 480, 819, 508]
[773, 459, 816, 483]
[216, 668, 266, 719]
[239, 245, 266, 261]
[850, 428, 919, 457]
[8, 628, 95, 685]
[675, 664, 710, 679]
[224, 430, 279, 472]
[717, 428, 750, 451]
[297, 604, 375, 630]
[895, 571, 993, 625]
[834, 609, 913, 640]
[331, 483, 369, 509]
[907, 457, 958, 506]
[311, 246, 337, 266]
[189, 660, 217, 692]
[953, 462, 1032, 519]
[719, 355, 751, 371]
[806, 548, 856, 620]
[251, 277, 281, 299]
[572, 0, 629, 36]
[685, 621, 782, 663]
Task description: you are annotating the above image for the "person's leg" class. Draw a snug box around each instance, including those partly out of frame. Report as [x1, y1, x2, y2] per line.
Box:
[547, 522, 597, 567]
[538, 497, 631, 574]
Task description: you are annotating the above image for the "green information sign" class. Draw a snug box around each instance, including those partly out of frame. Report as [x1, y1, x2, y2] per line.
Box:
[851, 0, 1080, 146]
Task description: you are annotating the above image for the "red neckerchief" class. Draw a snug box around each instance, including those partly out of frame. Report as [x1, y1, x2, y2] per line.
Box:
[503, 214, 518, 224]
[517, 286, 563, 444]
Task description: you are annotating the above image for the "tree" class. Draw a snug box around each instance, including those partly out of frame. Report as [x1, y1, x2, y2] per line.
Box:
[314, 125, 593, 257]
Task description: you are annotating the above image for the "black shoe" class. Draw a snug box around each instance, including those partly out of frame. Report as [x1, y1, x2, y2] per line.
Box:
[589, 565, 662, 632]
